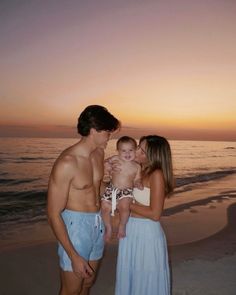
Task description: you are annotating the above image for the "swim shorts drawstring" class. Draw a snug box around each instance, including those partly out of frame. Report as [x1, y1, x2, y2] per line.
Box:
[95, 214, 103, 232]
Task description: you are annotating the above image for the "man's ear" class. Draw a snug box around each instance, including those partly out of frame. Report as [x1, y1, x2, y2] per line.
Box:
[90, 128, 97, 135]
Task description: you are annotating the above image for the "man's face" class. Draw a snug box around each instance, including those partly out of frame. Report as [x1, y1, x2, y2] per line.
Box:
[93, 129, 111, 149]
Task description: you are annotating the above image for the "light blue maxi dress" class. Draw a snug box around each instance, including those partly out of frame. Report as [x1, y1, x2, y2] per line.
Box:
[115, 189, 170, 295]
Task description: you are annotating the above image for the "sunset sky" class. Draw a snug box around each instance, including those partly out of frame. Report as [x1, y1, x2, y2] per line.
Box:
[0, 0, 236, 141]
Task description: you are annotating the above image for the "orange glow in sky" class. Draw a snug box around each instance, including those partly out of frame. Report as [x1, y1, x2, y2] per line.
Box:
[0, 0, 236, 141]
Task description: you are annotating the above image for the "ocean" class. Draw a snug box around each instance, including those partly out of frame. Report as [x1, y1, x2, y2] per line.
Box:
[0, 137, 236, 246]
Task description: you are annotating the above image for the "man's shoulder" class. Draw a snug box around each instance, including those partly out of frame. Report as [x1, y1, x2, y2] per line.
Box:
[49, 150, 77, 181]
[54, 151, 77, 171]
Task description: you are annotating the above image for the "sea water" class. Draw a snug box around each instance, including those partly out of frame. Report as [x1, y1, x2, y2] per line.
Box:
[0, 137, 236, 245]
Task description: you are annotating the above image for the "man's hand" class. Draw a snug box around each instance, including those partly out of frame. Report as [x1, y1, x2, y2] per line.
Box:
[110, 159, 121, 173]
[71, 254, 94, 278]
[103, 158, 121, 181]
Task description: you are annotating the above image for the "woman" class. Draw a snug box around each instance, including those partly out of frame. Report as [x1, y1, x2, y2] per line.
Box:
[115, 135, 174, 295]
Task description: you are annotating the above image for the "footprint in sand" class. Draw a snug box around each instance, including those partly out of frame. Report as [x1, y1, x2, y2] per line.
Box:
[189, 208, 198, 213]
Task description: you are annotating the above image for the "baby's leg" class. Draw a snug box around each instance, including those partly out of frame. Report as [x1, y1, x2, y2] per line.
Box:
[117, 197, 132, 239]
[101, 201, 113, 242]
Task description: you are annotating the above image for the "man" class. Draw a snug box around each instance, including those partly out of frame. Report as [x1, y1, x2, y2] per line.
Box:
[47, 105, 120, 295]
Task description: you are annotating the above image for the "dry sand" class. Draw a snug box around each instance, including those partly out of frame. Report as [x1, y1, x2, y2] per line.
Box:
[1, 174, 236, 295]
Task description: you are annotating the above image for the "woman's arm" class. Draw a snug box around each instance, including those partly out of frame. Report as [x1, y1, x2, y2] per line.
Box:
[130, 170, 166, 221]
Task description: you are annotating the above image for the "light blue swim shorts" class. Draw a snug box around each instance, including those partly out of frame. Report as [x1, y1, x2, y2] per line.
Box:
[58, 209, 105, 271]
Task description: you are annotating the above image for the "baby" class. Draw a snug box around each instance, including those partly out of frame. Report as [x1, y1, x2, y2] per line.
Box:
[101, 136, 142, 241]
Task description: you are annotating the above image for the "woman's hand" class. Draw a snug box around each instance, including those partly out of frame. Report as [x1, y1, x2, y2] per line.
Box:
[133, 180, 143, 190]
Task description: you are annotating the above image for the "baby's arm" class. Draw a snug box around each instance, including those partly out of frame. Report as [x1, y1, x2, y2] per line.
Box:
[133, 163, 143, 189]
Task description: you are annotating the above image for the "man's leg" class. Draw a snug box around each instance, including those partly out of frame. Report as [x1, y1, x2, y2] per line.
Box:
[79, 259, 101, 295]
[59, 269, 83, 295]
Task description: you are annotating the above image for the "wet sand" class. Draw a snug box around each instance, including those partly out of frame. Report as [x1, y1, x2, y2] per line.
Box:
[1, 174, 236, 295]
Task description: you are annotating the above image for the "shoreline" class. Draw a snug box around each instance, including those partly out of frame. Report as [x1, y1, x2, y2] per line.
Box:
[163, 173, 236, 245]
[169, 201, 236, 263]
[1, 173, 236, 252]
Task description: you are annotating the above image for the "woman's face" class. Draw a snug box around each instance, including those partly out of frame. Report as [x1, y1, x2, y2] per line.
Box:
[135, 139, 147, 164]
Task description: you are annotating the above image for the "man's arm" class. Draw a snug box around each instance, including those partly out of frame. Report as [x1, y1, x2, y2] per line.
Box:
[47, 156, 93, 278]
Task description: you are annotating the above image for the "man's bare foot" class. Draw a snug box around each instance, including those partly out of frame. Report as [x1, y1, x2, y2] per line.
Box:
[104, 226, 112, 242]
[117, 224, 126, 239]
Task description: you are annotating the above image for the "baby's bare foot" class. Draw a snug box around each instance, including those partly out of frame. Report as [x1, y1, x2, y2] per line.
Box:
[117, 224, 126, 239]
[104, 226, 112, 242]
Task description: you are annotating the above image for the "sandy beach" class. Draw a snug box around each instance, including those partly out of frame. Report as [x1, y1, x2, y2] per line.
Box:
[1, 174, 236, 295]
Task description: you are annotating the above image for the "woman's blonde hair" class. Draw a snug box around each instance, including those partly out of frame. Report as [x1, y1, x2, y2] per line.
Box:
[140, 135, 174, 194]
